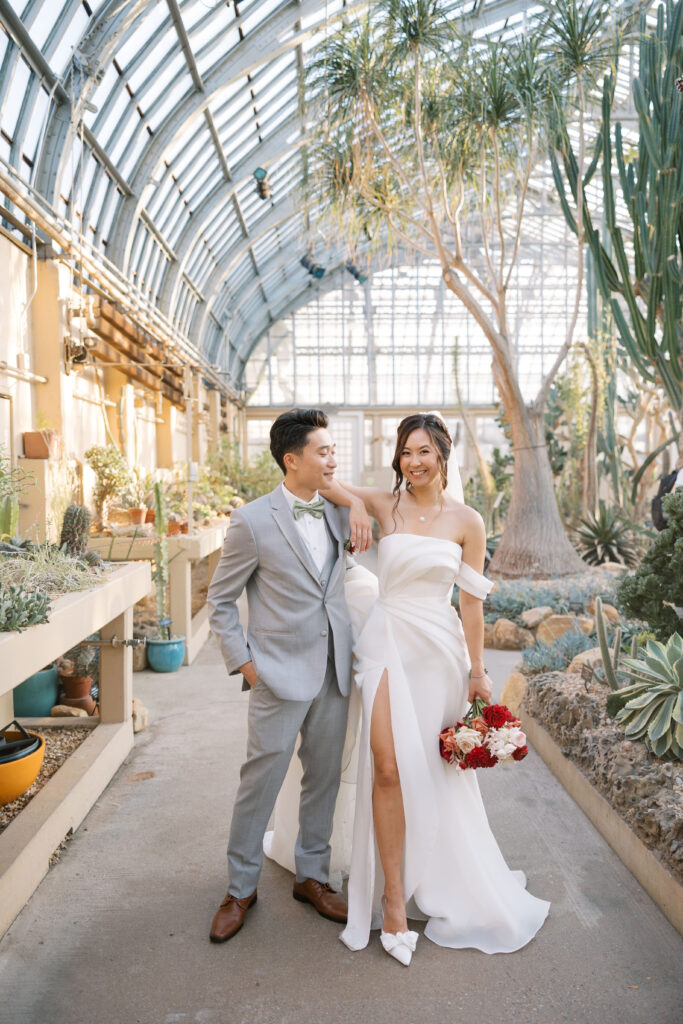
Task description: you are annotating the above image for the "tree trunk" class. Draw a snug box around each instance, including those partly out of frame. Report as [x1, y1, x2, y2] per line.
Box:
[488, 405, 586, 578]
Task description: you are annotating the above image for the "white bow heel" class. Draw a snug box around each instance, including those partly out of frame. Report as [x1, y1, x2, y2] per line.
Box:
[380, 928, 419, 966]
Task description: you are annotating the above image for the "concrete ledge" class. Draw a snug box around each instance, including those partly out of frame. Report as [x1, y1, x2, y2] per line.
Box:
[520, 711, 683, 936]
[0, 720, 133, 937]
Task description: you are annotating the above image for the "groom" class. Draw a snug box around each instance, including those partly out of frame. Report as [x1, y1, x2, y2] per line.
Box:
[207, 408, 360, 942]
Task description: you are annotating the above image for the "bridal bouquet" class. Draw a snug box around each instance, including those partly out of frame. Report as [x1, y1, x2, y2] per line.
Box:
[439, 699, 528, 770]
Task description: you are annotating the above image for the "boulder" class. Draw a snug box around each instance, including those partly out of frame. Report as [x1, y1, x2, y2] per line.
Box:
[500, 672, 527, 715]
[50, 704, 88, 717]
[568, 646, 604, 675]
[536, 614, 591, 644]
[520, 606, 554, 630]
[132, 698, 149, 733]
[484, 622, 496, 649]
[587, 600, 620, 623]
[492, 618, 535, 650]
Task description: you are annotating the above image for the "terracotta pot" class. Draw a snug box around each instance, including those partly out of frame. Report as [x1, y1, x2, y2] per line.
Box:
[167, 521, 182, 536]
[22, 430, 60, 459]
[60, 674, 93, 700]
[145, 509, 155, 523]
[59, 694, 98, 715]
[180, 520, 188, 534]
[129, 507, 147, 525]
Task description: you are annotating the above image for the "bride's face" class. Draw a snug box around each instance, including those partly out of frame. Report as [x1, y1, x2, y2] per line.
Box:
[399, 428, 442, 491]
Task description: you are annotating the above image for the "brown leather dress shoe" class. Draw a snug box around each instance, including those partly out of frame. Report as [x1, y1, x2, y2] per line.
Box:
[292, 878, 347, 923]
[210, 890, 257, 943]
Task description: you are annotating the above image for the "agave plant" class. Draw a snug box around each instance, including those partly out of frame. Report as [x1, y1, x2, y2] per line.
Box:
[575, 501, 638, 566]
[606, 633, 683, 760]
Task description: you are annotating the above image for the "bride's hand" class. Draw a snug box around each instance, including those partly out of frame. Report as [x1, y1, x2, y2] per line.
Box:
[349, 498, 373, 553]
[468, 672, 493, 704]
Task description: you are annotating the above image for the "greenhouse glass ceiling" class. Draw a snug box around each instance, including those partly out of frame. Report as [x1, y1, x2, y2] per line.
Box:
[0, 0, 645, 399]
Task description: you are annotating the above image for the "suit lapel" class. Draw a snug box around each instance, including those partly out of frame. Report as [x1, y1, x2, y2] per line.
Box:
[270, 486, 322, 586]
[323, 501, 345, 589]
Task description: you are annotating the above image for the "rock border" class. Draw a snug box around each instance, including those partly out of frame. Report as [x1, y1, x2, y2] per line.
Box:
[519, 711, 683, 936]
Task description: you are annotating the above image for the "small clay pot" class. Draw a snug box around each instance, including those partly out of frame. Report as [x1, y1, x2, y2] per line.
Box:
[167, 521, 181, 536]
[129, 507, 147, 525]
[145, 509, 155, 524]
[60, 674, 93, 700]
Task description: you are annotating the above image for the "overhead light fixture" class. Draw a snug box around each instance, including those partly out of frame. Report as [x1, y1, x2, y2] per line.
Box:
[345, 260, 368, 284]
[300, 253, 325, 279]
[253, 167, 271, 200]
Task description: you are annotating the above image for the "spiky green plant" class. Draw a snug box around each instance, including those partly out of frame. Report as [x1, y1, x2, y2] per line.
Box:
[59, 504, 91, 559]
[575, 501, 638, 566]
[0, 494, 18, 541]
[152, 482, 170, 640]
[606, 633, 683, 760]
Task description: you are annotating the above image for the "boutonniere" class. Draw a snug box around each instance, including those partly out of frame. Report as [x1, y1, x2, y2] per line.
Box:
[344, 539, 356, 554]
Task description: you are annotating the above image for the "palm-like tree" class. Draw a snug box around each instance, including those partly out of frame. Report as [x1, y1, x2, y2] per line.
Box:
[306, 0, 626, 576]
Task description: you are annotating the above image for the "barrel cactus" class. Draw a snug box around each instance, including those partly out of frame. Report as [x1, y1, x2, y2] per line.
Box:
[59, 504, 91, 558]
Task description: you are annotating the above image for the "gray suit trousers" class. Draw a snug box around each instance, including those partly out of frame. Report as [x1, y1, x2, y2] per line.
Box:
[227, 658, 348, 898]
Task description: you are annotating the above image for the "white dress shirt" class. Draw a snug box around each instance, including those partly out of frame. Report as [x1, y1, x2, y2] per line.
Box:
[280, 482, 333, 575]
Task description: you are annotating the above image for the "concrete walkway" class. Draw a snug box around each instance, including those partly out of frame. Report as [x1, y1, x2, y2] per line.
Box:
[1, 639, 681, 1024]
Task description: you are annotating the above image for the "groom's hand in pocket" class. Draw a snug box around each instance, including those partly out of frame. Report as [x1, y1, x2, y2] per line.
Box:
[239, 661, 259, 688]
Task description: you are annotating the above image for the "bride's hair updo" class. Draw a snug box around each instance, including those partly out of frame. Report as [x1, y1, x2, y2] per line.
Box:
[391, 413, 452, 502]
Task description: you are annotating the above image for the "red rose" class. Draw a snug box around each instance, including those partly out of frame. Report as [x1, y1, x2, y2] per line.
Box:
[464, 745, 499, 769]
[482, 704, 510, 729]
[512, 745, 529, 762]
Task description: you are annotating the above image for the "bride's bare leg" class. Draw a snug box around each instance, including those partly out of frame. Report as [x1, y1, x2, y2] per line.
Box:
[370, 671, 408, 934]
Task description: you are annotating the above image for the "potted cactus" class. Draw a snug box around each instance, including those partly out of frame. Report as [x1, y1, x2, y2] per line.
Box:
[146, 482, 185, 672]
[59, 504, 91, 558]
[128, 468, 152, 525]
[57, 643, 97, 714]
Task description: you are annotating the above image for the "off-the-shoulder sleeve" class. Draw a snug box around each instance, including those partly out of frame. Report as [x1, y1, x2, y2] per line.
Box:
[455, 560, 494, 601]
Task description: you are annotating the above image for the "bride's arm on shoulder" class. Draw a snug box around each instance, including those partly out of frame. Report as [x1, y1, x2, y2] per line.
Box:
[457, 508, 493, 704]
[319, 479, 389, 553]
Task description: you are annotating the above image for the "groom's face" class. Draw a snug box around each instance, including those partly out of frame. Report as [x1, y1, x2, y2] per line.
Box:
[288, 427, 337, 491]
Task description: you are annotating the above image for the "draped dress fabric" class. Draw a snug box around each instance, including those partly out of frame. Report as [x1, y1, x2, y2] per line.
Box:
[339, 533, 550, 954]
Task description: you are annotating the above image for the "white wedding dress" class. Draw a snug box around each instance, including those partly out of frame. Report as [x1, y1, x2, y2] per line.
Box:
[265, 535, 550, 954]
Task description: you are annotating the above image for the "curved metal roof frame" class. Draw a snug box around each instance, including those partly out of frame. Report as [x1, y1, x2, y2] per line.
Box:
[0, 0, 645, 390]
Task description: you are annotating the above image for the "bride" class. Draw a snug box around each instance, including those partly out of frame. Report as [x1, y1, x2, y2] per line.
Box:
[265, 412, 549, 965]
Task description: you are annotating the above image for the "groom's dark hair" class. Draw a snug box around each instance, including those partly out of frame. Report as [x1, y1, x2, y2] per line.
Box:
[270, 408, 329, 473]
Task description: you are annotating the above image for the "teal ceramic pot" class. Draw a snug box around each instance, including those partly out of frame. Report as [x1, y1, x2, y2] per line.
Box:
[13, 663, 59, 717]
[146, 636, 186, 673]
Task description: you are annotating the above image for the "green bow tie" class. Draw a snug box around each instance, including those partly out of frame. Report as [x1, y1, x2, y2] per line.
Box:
[292, 498, 325, 520]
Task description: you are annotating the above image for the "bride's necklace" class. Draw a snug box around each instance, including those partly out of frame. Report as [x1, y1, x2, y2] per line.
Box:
[414, 500, 443, 524]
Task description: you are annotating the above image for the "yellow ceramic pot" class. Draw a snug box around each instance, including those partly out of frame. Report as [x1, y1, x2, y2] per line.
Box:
[0, 730, 46, 806]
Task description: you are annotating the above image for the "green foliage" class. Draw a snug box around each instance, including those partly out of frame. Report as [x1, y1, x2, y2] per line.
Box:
[575, 501, 638, 566]
[84, 445, 131, 517]
[486, 573, 618, 620]
[206, 440, 281, 503]
[617, 489, 683, 641]
[594, 594, 623, 690]
[59, 504, 91, 559]
[0, 583, 50, 632]
[0, 494, 18, 541]
[550, 0, 683, 411]
[606, 633, 683, 760]
[152, 482, 170, 639]
[522, 627, 594, 674]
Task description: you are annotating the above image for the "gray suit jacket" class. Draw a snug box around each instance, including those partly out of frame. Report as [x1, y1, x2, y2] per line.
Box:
[207, 486, 353, 701]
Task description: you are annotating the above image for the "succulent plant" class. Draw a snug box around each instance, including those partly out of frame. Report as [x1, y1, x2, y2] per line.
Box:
[152, 482, 170, 639]
[59, 504, 91, 559]
[606, 633, 683, 760]
[60, 641, 97, 677]
[0, 584, 50, 632]
[0, 493, 19, 541]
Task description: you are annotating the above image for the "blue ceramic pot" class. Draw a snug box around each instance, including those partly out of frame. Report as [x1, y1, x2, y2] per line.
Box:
[146, 636, 186, 673]
[13, 664, 59, 717]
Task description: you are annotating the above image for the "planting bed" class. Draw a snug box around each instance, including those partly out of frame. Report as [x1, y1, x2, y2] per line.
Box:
[523, 670, 682, 882]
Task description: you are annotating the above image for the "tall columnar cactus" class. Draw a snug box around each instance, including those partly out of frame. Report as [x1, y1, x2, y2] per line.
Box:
[152, 482, 170, 639]
[551, 0, 683, 412]
[0, 494, 18, 540]
[59, 504, 91, 558]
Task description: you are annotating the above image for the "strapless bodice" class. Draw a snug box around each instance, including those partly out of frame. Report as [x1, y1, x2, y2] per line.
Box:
[377, 534, 492, 605]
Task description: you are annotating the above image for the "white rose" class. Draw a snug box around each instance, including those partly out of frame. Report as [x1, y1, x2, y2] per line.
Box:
[507, 726, 527, 749]
[454, 726, 483, 755]
[485, 728, 517, 761]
